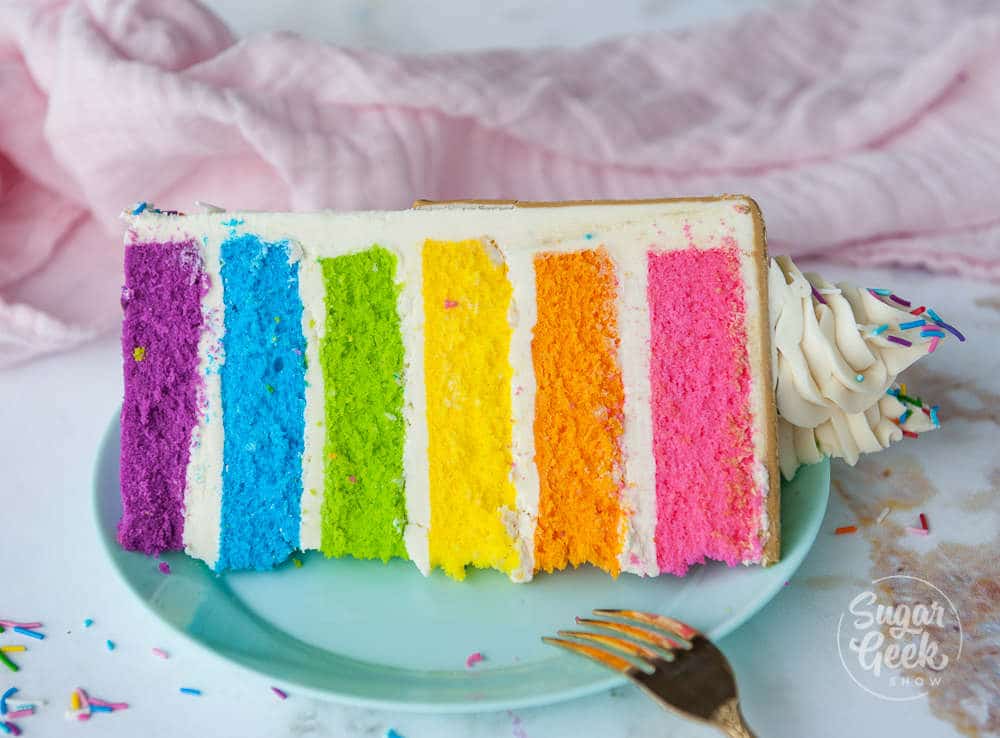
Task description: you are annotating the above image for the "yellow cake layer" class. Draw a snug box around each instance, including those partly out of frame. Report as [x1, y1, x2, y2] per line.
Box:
[423, 238, 520, 580]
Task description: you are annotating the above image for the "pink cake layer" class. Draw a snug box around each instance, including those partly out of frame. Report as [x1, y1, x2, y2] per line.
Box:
[648, 243, 763, 575]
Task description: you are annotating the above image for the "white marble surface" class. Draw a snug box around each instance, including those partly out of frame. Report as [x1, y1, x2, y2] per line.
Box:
[2, 2, 998, 737]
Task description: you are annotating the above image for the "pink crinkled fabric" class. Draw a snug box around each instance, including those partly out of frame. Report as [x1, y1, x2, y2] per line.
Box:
[2, 0, 999, 368]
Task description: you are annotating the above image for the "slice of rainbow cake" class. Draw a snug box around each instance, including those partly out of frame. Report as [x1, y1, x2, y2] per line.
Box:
[119, 197, 779, 581]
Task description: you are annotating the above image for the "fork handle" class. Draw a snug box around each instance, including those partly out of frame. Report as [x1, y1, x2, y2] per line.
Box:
[713, 698, 758, 738]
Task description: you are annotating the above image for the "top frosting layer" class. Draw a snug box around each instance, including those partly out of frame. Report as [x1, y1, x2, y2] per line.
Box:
[769, 256, 961, 479]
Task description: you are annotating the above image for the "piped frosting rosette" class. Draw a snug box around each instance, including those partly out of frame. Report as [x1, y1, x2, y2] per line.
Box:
[769, 256, 965, 480]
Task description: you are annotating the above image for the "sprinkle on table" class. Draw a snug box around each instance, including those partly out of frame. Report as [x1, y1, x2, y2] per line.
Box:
[179, 688, 202, 696]
[67, 688, 128, 720]
[920, 513, 929, 531]
[10, 628, 42, 641]
[270, 686, 288, 700]
[158, 562, 171, 575]
[834, 526, 858, 535]
[1, 687, 18, 715]
[0, 652, 17, 673]
[293, 558, 303, 568]
[105, 640, 115, 651]
[83, 618, 94, 628]
[906, 527, 929, 537]
[386, 729, 405, 738]
[152, 648, 169, 659]
[0, 647, 25, 653]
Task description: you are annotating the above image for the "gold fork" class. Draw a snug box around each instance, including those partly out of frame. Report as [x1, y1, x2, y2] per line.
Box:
[543, 610, 757, 738]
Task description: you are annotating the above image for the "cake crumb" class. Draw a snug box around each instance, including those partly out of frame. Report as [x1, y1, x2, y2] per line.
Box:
[465, 651, 484, 669]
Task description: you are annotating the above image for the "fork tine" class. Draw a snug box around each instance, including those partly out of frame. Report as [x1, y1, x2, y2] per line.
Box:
[541, 636, 636, 674]
[575, 617, 683, 652]
[592, 610, 700, 642]
[557, 630, 661, 665]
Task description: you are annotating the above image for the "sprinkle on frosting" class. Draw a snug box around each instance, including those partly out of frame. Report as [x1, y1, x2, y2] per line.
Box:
[835, 526, 857, 535]
[898, 319, 925, 330]
[887, 335, 912, 347]
[131, 346, 146, 362]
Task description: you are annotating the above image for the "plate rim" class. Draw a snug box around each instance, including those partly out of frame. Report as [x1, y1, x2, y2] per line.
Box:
[94, 410, 830, 714]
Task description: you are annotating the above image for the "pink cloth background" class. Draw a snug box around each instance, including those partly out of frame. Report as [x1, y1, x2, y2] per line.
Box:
[2, 0, 999, 368]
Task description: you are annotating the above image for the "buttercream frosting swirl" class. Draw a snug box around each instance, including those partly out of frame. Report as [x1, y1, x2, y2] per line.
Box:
[769, 256, 948, 479]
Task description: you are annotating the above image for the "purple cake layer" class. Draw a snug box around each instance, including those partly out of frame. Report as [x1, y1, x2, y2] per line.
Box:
[119, 240, 206, 554]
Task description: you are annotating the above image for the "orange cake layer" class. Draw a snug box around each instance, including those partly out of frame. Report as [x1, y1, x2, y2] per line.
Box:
[532, 248, 626, 574]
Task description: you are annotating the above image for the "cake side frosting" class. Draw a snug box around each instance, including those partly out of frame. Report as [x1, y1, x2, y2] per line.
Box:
[770, 256, 962, 480]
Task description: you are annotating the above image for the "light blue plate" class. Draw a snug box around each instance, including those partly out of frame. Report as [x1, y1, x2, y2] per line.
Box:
[94, 413, 829, 713]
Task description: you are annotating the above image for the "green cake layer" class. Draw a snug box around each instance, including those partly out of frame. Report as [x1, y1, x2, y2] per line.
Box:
[319, 246, 408, 561]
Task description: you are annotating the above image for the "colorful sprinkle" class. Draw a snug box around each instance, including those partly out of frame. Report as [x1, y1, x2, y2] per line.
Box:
[0, 647, 25, 654]
[887, 336, 912, 347]
[0, 722, 18, 736]
[386, 730, 405, 738]
[105, 640, 115, 651]
[810, 285, 827, 305]
[89, 704, 113, 713]
[877, 507, 891, 525]
[88, 698, 128, 710]
[465, 651, 485, 668]
[158, 562, 171, 575]
[889, 294, 912, 307]
[11, 628, 43, 641]
[855, 374, 864, 383]
[131, 201, 148, 215]
[927, 337, 940, 353]
[930, 405, 940, 427]
[872, 324, 889, 336]
[270, 687, 288, 700]
[920, 329, 945, 338]
[835, 526, 857, 535]
[898, 319, 926, 330]
[443, 299, 459, 309]
[910, 306, 926, 316]
[70, 691, 81, 711]
[152, 648, 168, 659]
[0, 622, 41, 630]
[886, 387, 900, 397]
[83, 619, 93, 628]
[1, 687, 17, 715]
[899, 409, 912, 424]
[292, 558, 303, 568]
[869, 288, 892, 296]
[132, 346, 146, 362]
[926, 308, 942, 322]
[920, 513, 929, 531]
[932, 320, 966, 342]
[179, 688, 201, 696]
[897, 393, 922, 407]
[901, 429, 919, 439]
[4, 709, 31, 720]
[906, 527, 929, 537]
